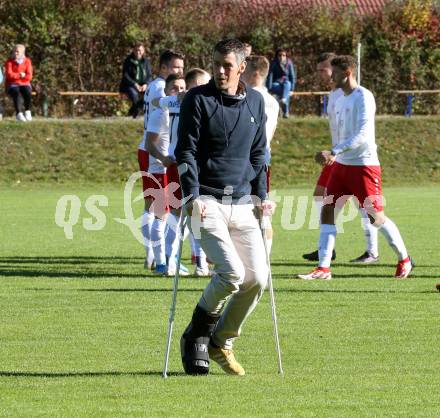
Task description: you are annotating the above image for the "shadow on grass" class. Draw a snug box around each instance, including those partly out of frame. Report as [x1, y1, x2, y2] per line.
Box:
[274, 287, 436, 294]
[24, 288, 205, 293]
[271, 260, 430, 268]
[4, 257, 432, 269]
[0, 256, 145, 265]
[0, 269, 148, 279]
[0, 370, 186, 378]
[24, 285, 436, 295]
[0, 256, 195, 279]
[0, 256, 431, 281]
[2, 268, 431, 280]
[273, 273, 432, 280]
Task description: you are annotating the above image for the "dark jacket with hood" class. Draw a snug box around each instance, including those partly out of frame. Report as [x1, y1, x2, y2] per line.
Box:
[175, 79, 267, 203]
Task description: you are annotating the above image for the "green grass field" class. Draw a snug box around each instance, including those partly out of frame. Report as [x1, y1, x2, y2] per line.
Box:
[1, 184, 439, 417]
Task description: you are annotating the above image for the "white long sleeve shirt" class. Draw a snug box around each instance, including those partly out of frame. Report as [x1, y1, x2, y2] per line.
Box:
[138, 76, 166, 150]
[253, 86, 279, 165]
[332, 86, 380, 166]
[328, 88, 344, 146]
[146, 107, 169, 174]
[158, 96, 180, 158]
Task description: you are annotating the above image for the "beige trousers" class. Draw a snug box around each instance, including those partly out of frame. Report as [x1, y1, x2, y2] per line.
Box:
[191, 198, 268, 350]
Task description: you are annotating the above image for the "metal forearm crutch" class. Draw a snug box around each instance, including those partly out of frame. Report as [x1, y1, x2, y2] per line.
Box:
[260, 215, 284, 376]
[162, 210, 187, 378]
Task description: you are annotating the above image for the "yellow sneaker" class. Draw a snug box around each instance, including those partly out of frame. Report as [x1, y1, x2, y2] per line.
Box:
[208, 346, 245, 376]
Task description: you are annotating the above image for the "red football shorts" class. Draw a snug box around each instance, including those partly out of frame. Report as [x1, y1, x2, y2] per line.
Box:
[316, 164, 334, 188]
[137, 149, 150, 197]
[325, 162, 384, 212]
[144, 172, 169, 216]
[166, 163, 182, 206]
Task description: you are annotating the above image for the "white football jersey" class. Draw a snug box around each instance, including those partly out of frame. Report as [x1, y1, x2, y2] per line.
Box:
[138, 76, 166, 150]
[159, 96, 180, 158]
[332, 86, 380, 166]
[327, 88, 344, 147]
[253, 86, 279, 165]
[146, 107, 169, 174]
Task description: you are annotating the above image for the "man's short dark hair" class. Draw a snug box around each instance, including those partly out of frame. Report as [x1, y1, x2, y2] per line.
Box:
[160, 49, 185, 67]
[245, 55, 270, 78]
[165, 73, 185, 88]
[331, 55, 357, 72]
[318, 52, 336, 64]
[213, 39, 246, 64]
[276, 47, 287, 56]
[185, 68, 210, 86]
[133, 42, 144, 49]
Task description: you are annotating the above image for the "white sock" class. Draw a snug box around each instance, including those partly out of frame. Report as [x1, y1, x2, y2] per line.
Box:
[165, 213, 180, 270]
[165, 213, 179, 257]
[151, 218, 166, 266]
[141, 210, 154, 264]
[318, 224, 337, 268]
[189, 232, 197, 259]
[377, 217, 408, 261]
[359, 208, 378, 257]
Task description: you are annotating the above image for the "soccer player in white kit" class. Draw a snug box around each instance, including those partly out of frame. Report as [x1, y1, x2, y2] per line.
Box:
[241, 55, 279, 253]
[153, 68, 212, 276]
[138, 50, 184, 270]
[298, 55, 414, 280]
[145, 74, 186, 275]
[302, 52, 380, 264]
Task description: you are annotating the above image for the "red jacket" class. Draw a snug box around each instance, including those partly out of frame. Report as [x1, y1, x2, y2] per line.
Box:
[5, 57, 33, 88]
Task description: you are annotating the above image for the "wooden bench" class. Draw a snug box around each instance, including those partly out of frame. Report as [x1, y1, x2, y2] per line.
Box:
[290, 91, 330, 96]
[0, 90, 40, 117]
[277, 91, 331, 116]
[58, 91, 128, 116]
[58, 89, 440, 117]
[291, 90, 440, 116]
[396, 90, 440, 116]
[58, 91, 122, 97]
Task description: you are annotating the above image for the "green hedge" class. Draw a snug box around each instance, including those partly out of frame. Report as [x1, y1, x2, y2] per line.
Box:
[1, 0, 439, 116]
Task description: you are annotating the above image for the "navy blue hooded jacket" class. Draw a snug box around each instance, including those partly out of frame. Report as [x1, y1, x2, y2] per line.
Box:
[175, 79, 267, 203]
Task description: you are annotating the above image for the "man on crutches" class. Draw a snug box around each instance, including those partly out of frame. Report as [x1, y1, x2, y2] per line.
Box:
[175, 39, 277, 376]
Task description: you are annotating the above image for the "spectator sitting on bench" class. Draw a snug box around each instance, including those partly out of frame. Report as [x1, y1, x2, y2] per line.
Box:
[267, 47, 296, 118]
[119, 42, 152, 118]
[5, 44, 33, 122]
